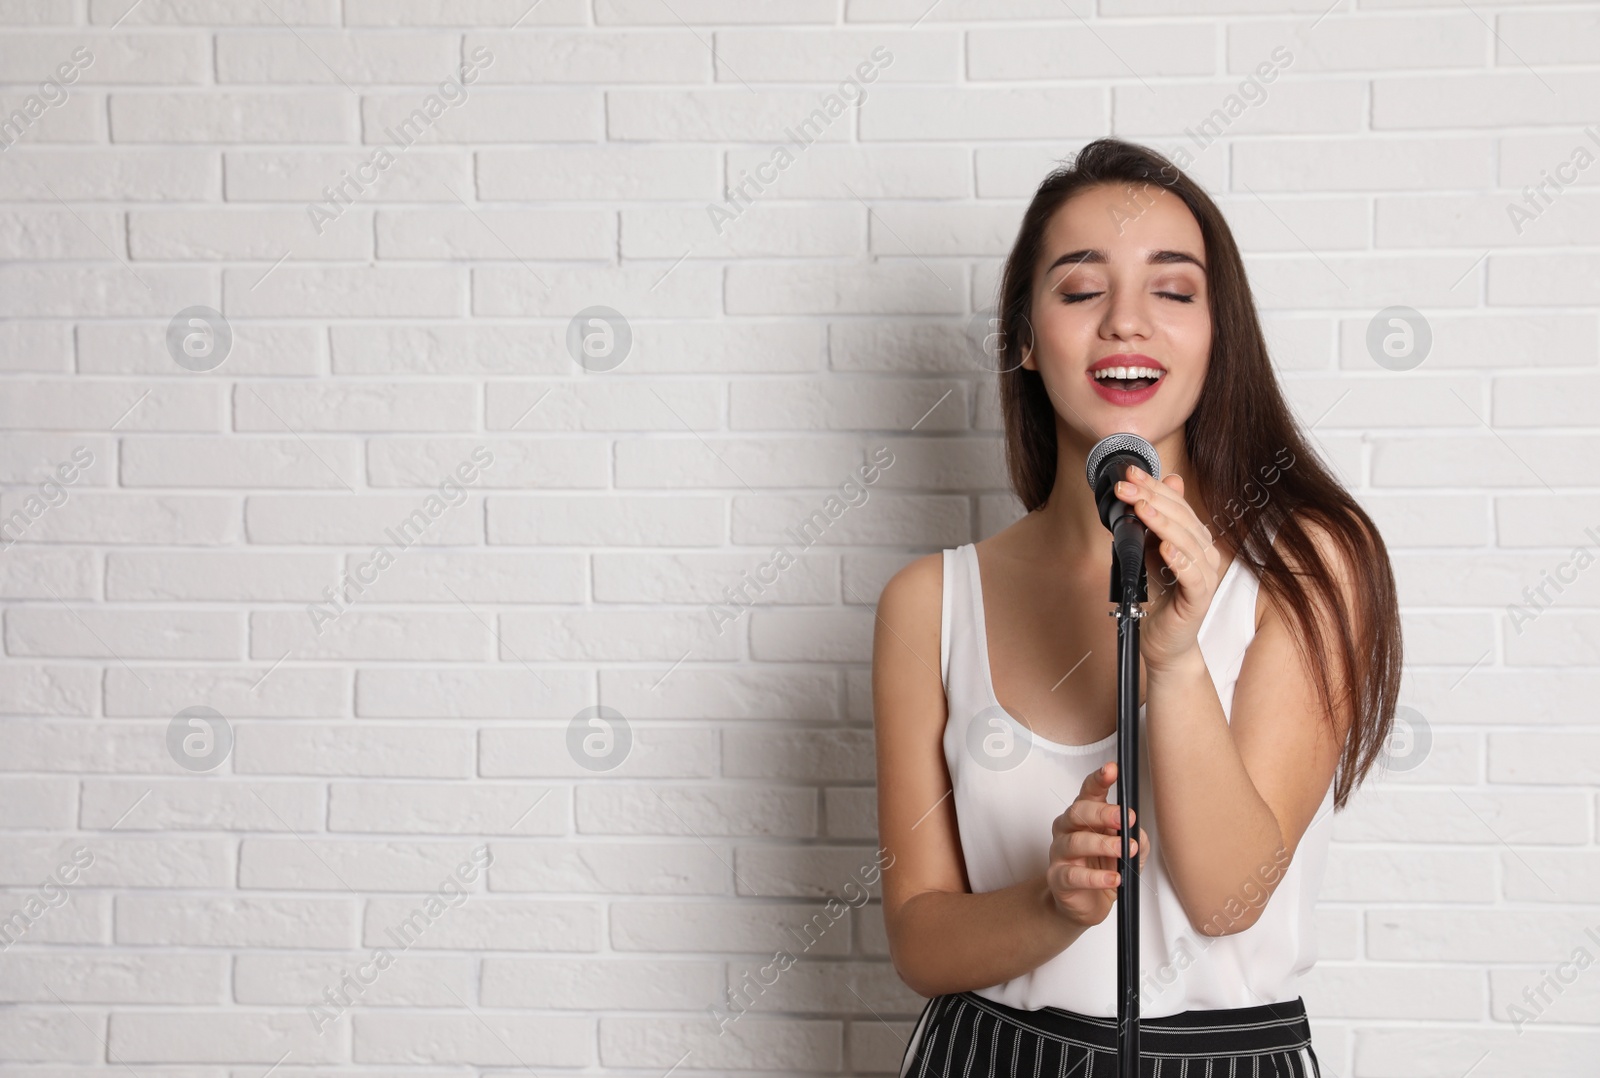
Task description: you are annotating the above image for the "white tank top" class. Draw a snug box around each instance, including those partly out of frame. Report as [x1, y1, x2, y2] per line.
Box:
[938, 541, 1334, 1018]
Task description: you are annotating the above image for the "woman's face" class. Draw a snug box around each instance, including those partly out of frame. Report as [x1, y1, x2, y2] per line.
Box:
[1022, 182, 1211, 452]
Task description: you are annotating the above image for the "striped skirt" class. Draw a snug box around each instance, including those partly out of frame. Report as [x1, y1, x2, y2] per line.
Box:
[899, 991, 1322, 1078]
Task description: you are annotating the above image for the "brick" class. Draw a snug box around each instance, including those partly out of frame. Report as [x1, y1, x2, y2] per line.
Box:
[478, 146, 715, 200]
[0, 836, 229, 888]
[0, 0, 73, 22]
[235, 953, 470, 1005]
[116, 895, 356, 947]
[225, 148, 470, 201]
[611, 901, 851, 954]
[480, 726, 718, 780]
[0, 322, 72, 371]
[1232, 136, 1495, 192]
[329, 782, 569, 835]
[360, 897, 601, 950]
[726, 263, 965, 315]
[121, 435, 362, 488]
[104, 665, 342, 718]
[0, 953, 226, 1004]
[0, 1010, 102, 1062]
[715, 30, 958, 82]
[488, 841, 729, 893]
[6, 606, 240, 659]
[467, 31, 710, 82]
[216, 32, 457, 84]
[0, 209, 123, 260]
[82, 779, 322, 831]
[1339, 313, 1598, 371]
[488, 494, 724, 547]
[598, 0, 834, 23]
[91, 0, 337, 23]
[1488, 252, 1600, 307]
[353, 1013, 593, 1067]
[111, 92, 357, 142]
[622, 204, 863, 259]
[376, 207, 613, 260]
[224, 266, 464, 318]
[235, 724, 475, 778]
[250, 610, 492, 662]
[0, 33, 208, 82]
[577, 785, 818, 836]
[106, 550, 333, 601]
[472, 264, 721, 318]
[80, 323, 322, 376]
[861, 87, 1103, 140]
[481, 957, 715, 1008]
[362, 90, 601, 143]
[1374, 73, 1600, 129]
[485, 379, 721, 431]
[0, 265, 214, 317]
[726, 144, 968, 199]
[971, 25, 1215, 80]
[109, 1011, 346, 1064]
[1227, 16, 1483, 73]
[354, 667, 590, 719]
[132, 207, 373, 259]
[0, 89, 102, 144]
[0, 778, 75, 828]
[344, 0, 585, 24]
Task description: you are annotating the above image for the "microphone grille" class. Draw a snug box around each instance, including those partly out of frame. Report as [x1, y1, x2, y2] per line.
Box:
[1085, 433, 1162, 488]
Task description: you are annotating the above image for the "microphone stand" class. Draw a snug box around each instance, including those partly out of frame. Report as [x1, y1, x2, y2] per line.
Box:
[1108, 512, 1148, 1078]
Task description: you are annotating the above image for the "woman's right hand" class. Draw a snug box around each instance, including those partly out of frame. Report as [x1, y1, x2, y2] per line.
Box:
[1046, 761, 1150, 927]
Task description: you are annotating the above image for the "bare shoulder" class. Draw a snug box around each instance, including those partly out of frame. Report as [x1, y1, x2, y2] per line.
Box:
[878, 551, 943, 621]
[1283, 509, 1363, 571]
[1255, 509, 1365, 627]
[1251, 507, 1374, 746]
[873, 549, 971, 963]
[873, 551, 945, 681]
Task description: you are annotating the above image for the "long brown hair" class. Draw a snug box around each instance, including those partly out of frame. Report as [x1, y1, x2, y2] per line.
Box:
[995, 137, 1400, 811]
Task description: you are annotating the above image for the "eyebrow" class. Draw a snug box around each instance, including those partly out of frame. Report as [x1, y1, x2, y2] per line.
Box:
[1045, 248, 1207, 275]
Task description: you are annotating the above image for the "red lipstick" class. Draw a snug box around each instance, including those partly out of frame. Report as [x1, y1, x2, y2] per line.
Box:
[1086, 353, 1166, 406]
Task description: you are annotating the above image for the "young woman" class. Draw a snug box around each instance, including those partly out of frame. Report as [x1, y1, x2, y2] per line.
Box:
[872, 138, 1402, 1077]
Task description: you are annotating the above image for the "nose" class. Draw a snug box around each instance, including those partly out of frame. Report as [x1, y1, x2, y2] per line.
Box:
[1099, 286, 1152, 342]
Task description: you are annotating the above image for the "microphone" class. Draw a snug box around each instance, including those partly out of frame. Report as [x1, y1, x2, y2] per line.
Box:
[1085, 433, 1162, 600]
[1085, 434, 1162, 1064]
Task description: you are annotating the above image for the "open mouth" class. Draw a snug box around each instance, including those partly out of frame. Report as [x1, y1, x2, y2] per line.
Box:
[1086, 356, 1167, 404]
[1090, 365, 1165, 392]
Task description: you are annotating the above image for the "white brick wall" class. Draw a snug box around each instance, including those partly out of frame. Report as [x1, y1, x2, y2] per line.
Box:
[0, 2, 1597, 1075]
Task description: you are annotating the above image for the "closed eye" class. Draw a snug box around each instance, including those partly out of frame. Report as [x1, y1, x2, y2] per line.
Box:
[1058, 291, 1196, 304]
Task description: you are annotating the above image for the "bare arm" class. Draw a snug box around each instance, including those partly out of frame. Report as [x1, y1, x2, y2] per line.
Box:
[1143, 646, 1290, 935]
[1131, 478, 1356, 935]
[873, 554, 1141, 997]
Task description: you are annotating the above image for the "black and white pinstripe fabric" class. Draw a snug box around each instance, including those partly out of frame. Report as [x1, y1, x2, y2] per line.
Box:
[898, 992, 1322, 1078]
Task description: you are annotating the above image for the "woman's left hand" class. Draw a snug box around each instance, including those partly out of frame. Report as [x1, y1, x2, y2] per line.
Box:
[1113, 466, 1222, 673]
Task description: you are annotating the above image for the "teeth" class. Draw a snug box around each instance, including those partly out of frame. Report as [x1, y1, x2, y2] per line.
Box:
[1093, 366, 1163, 380]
